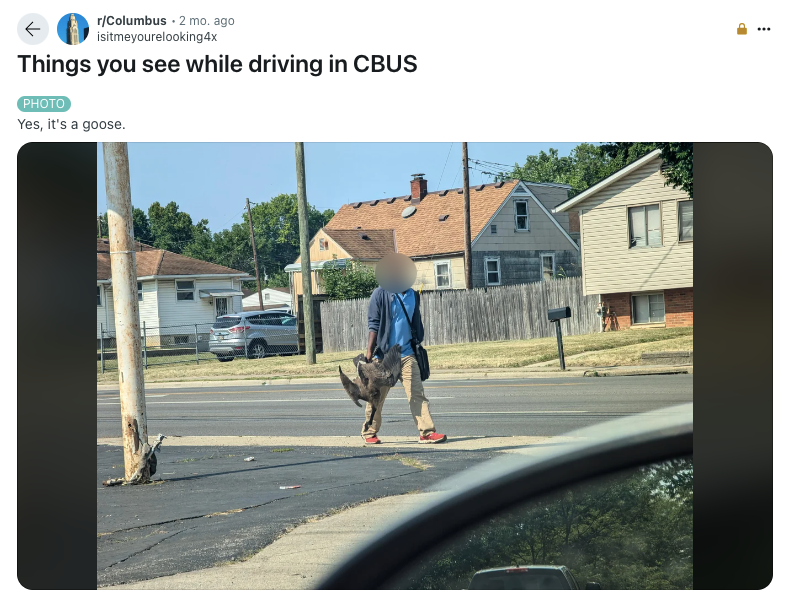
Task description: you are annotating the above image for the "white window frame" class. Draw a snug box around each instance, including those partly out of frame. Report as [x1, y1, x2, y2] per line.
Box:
[514, 199, 530, 232]
[678, 200, 693, 243]
[97, 285, 102, 307]
[627, 202, 663, 248]
[137, 282, 144, 302]
[484, 256, 501, 286]
[434, 260, 452, 289]
[631, 292, 666, 325]
[541, 253, 556, 281]
[175, 279, 196, 302]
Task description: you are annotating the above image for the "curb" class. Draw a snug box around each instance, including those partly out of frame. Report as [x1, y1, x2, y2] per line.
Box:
[96, 365, 692, 390]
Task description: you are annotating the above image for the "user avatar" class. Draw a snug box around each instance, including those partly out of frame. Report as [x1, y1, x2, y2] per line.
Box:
[57, 13, 88, 45]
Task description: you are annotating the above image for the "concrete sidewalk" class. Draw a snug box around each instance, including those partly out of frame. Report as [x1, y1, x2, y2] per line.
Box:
[97, 364, 692, 390]
[106, 492, 438, 590]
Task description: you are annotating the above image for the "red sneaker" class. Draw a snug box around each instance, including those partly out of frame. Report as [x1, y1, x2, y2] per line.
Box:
[363, 436, 381, 445]
[419, 432, 447, 444]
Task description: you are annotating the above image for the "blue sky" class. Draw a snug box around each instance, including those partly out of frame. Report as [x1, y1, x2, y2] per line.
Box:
[96, 142, 582, 232]
[57, 12, 88, 44]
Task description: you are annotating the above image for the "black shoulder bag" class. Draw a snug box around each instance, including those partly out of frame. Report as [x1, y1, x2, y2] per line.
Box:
[393, 292, 430, 381]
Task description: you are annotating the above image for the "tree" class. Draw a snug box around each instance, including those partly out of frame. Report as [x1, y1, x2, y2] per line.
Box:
[132, 208, 152, 243]
[504, 142, 692, 200]
[247, 193, 334, 281]
[656, 143, 693, 198]
[148, 201, 196, 252]
[505, 144, 614, 198]
[321, 258, 377, 300]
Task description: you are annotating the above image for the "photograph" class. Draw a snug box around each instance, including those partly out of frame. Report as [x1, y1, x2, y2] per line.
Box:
[94, 142, 693, 590]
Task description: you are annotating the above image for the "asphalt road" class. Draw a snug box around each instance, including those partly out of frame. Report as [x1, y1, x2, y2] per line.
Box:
[97, 374, 693, 439]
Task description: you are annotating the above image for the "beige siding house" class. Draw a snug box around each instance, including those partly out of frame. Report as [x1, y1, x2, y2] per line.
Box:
[287, 174, 580, 296]
[97, 239, 249, 343]
[554, 149, 693, 329]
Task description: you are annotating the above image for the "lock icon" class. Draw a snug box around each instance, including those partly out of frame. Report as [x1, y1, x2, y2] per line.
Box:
[737, 23, 747, 35]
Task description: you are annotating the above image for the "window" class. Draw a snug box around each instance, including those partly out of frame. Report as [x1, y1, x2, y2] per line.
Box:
[514, 200, 529, 231]
[97, 286, 102, 306]
[678, 200, 693, 241]
[490, 224, 497, 235]
[319, 238, 328, 250]
[632, 293, 665, 324]
[484, 257, 501, 286]
[173, 335, 190, 345]
[137, 282, 143, 302]
[541, 254, 555, 281]
[628, 204, 662, 247]
[176, 280, 195, 301]
[434, 261, 451, 289]
[264, 292, 270, 300]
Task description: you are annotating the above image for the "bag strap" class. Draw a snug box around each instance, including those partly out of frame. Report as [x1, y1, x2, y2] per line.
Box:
[393, 291, 418, 342]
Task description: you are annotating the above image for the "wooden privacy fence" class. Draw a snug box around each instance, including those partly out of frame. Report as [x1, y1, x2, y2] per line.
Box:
[321, 277, 600, 353]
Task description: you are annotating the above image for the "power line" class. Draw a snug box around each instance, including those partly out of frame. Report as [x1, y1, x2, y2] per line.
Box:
[436, 142, 454, 190]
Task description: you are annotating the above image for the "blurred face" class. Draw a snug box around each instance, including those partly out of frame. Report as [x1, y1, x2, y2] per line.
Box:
[376, 253, 416, 293]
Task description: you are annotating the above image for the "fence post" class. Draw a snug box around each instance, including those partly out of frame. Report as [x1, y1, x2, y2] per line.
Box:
[143, 321, 148, 370]
[195, 324, 200, 364]
[100, 323, 105, 374]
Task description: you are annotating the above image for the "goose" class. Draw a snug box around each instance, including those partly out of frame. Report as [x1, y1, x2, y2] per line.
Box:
[339, 344, 402, 433]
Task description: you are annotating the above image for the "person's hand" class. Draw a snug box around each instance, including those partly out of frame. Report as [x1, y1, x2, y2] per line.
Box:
[365, 349, 373, 362]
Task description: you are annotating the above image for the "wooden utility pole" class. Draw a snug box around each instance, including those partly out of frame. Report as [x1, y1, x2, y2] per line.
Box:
[462, 142, 473, 289]
[294, 142, 316, 364]
[97, 214, 102, 238]
[102, 142, 152, 483]
[246, 198, 265, 311]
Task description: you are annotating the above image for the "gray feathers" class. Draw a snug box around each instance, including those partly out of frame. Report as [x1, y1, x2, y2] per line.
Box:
[338, 344, 402, 409]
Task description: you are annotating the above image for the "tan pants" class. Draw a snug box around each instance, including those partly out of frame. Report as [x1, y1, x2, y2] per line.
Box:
[362, 355, 436, 438]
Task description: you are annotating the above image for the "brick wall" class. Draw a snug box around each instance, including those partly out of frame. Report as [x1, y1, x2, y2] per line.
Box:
[665, 287, 694, 327]
[601, 292, 632, 330]
[601, 287, 693, 330]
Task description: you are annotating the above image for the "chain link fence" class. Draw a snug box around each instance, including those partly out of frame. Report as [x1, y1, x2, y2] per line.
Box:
[98, 313, 299, 373]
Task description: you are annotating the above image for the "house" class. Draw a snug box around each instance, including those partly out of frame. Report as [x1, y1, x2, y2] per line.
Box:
[285, 228, 396, 296]
[553, 149, 693, 329]
[242, 287, 293, 311]
[97, 238, 249, 339]
[286, 174, 581, 294]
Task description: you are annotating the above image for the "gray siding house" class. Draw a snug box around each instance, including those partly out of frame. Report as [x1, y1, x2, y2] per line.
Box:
[319, 175, 581, 290]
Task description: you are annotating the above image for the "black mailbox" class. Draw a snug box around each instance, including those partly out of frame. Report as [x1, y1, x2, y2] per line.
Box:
[547, 306, 571, 322]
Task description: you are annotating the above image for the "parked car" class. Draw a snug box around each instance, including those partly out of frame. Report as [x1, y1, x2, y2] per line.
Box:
[209, 310, 298, 361]
[469, 565, 598, 590]
[319, 404, 692, 590]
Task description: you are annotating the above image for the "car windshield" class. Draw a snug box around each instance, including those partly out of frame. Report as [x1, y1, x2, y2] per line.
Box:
[386, 456, 693, 590]
[212, 317, 242, 329]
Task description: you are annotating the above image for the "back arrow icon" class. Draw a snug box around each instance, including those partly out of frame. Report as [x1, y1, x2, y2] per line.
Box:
[26, 22, 40, 36]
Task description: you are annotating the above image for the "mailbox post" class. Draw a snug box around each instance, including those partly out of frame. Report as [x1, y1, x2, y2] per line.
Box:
[547, 306, 572, 370]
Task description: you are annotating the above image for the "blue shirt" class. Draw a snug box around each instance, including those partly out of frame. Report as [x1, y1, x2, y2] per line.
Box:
[390, 288, 415, 357]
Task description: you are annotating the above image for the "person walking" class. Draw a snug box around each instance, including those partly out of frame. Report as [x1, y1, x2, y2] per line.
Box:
[361, 254, 446, 445]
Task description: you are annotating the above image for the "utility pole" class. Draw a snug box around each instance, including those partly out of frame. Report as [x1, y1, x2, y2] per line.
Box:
[102, 142, 152, 483]
[462, 142, 473, 289]
[246, 198, 265, 311]
[295, 142, 316, 364]
[97, 214, 102, 238]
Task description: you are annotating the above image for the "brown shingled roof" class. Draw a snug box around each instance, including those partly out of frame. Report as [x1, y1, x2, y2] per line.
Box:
[97, 238, 245, 280]
[325, 181, 518, 257]
[323, 229, 396, 259]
